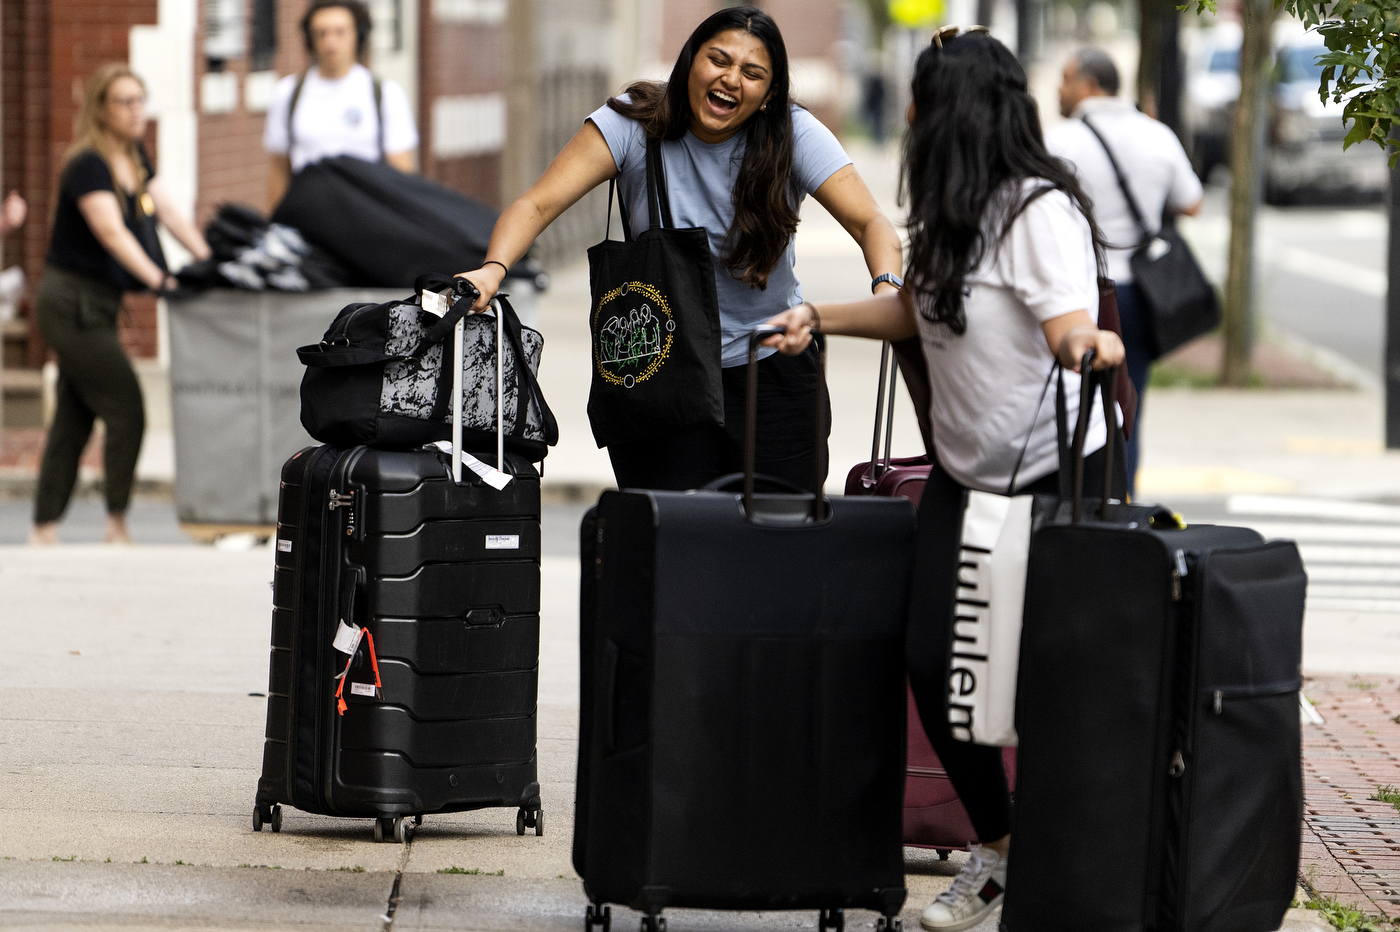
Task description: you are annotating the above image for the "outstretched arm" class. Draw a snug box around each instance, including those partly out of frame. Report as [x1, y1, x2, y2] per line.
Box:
[457, 121, 617, 310]
[810, 164, 903, 296]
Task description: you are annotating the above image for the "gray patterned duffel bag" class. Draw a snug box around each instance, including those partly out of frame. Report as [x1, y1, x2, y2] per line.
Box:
[297, 274, 558, 460]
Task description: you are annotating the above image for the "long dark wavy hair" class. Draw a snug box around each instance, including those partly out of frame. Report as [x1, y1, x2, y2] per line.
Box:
[607, 6, 798, 290]
[903, 32, 1106, 333]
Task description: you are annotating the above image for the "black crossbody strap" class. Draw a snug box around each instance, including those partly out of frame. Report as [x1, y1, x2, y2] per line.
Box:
[644, 138, 674, 231]
[1080, 115, 1151, 246]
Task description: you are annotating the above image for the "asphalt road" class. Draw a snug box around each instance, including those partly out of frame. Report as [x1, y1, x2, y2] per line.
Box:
[1182, 183, 1387, 379]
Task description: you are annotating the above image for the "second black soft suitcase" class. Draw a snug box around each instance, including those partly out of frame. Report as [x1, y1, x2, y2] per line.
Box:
[1001, 363, 1307, 932]
[253, 293, 545, 842]
[574, 329, 916, 932]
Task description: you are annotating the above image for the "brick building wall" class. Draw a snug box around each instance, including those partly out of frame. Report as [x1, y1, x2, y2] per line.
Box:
[194, 0, 307, 225]
[418, 6, 504, 209]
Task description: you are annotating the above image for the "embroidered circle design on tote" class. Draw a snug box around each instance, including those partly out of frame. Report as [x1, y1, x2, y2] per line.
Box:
[593, 281, 675, 389]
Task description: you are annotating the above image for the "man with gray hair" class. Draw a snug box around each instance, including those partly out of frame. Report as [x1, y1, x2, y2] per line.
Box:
[1047, 48, 1203, 497]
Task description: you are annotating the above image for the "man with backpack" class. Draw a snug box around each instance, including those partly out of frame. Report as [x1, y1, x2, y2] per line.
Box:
[262, 0, 419, 208]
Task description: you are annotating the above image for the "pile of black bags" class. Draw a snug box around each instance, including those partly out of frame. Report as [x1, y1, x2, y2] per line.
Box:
[179, 157, 546, 293]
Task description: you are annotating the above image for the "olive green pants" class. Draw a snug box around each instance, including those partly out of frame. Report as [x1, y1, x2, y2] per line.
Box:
[33, 266, 145, 523]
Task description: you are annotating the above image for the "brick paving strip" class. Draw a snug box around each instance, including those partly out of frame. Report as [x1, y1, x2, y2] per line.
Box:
[1301, 673, 1400, 920]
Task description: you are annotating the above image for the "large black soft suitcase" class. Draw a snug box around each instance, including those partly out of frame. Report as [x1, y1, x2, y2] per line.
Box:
[1002, 363, 1307, 932]
[253, 295, 545, 843]
[574, 328, 916, 932]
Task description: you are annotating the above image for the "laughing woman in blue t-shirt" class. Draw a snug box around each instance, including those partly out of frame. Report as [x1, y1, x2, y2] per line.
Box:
[456, 5, 902, 492]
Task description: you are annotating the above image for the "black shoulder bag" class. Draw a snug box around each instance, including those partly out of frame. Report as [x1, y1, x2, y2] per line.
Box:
[1081, 117, 1220, 358]
[584, 138, 724, 448]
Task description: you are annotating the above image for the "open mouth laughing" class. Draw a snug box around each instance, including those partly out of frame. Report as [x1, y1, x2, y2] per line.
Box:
[707, 89, 740, 116]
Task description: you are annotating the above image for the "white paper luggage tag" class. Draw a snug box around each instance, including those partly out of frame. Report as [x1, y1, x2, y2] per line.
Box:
[333, 620, 363, 655]
[420, 288, 451, 318]
[429, 440, 513, 490]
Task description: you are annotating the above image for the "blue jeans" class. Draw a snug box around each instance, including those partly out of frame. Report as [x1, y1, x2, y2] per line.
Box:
[1115, 282, 1153, 498]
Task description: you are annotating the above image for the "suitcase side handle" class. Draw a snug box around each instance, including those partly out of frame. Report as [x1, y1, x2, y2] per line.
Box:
[745, 326, 826, 522]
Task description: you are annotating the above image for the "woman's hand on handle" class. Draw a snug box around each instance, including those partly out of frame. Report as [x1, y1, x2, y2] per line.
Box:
[1041, 310, 1125, 372]
[761, 303, 817, 355]
[456, 264, 507, 313]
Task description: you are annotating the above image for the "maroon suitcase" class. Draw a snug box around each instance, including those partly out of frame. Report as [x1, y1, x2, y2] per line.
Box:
[844, 343, 1017, 857]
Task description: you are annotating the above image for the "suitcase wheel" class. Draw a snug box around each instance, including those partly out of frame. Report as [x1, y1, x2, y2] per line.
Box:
[938, 850, 949, 861]
[640, 917, 665, 932]
[373, 816, 409, 844]
[585, 904, 611, 932]
[252, 804, 278, 834]
[818, 909, 845, 932]
[874, 918, 902, 932]
[516, 807, 544, 837]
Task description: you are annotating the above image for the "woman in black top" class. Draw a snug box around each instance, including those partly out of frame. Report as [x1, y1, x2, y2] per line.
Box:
[31, 63, 210, 545]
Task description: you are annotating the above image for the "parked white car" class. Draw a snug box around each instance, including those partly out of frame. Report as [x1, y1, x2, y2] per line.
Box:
[1181, 21, 1389, 201]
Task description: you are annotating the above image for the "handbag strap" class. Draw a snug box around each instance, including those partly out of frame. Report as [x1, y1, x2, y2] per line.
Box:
[606, 177, 634, 244]
[1079, 116, 1151, 246]
[1005, 362, 1057, 495]
[645, 138, 674, 231]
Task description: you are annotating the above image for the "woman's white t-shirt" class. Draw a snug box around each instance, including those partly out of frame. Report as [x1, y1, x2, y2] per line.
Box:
[263, 64, 418, 172]
[916, 181, 1109, 493]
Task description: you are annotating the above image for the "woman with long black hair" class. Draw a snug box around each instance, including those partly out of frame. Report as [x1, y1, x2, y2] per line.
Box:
[457, 5, 902, 491]
[767, 28, 1125, 931]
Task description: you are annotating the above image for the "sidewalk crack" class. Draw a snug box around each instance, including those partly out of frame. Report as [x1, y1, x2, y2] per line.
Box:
[379, 826, 415, 931]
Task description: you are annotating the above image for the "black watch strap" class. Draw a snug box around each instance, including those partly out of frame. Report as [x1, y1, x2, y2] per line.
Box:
[872, 273, 904, 293]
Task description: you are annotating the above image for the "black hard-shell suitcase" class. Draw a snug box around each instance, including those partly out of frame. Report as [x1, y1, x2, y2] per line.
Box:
[1001, 362, 1307, 932]
[253, 294, 545, 842]
[574, 328, 915, 932]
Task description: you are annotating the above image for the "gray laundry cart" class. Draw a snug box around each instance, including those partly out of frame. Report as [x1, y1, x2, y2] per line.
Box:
[166, 289, 401, 537]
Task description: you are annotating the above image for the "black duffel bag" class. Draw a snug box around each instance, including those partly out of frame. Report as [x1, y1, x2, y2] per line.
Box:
[272, 156, 546, 290]
[297, 273, 558, 459]
[1081, 118, 1220, 358]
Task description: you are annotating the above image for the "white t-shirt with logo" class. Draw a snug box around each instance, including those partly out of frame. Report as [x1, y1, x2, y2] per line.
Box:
[916, 180, 1110, 493]
[263, 64, 418, 172]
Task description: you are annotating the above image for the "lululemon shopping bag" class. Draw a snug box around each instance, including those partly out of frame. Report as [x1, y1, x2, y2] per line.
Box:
[585, 138, 723, 448]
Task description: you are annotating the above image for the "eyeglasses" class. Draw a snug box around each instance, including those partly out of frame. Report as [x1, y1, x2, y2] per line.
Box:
[931, 24, 990, 49]
[108, 94, 147, 109]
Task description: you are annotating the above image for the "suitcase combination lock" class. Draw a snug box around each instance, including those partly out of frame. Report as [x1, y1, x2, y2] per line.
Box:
[329, 490, 357, 536]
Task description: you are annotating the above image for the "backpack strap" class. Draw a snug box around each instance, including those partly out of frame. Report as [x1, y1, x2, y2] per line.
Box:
[287, 71, 308, 160]
[374, 77, 384, 162]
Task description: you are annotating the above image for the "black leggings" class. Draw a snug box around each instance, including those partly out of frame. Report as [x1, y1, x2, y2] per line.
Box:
[607, 345, 831, 493]
[906, 447, 1121, 842]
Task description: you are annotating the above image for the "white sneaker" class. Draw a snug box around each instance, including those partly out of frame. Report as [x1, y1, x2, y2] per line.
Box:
[919, 845, 1007, 932]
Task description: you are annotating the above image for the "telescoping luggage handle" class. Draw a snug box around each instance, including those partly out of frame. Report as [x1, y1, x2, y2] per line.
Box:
[863, 342, 901, 488]
[1066, 348, 1117, 524]
[418, 275, 508, 486]
[744, 325, 826, 520]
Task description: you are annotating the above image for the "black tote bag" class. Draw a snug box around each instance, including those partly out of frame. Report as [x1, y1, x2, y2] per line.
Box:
[585, 138, 724, 448]
[1081, 117, 1220, 358]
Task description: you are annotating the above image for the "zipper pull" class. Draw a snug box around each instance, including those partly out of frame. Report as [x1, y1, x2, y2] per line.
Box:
[1171, 549, 1188, 601]
[1169, 750, 1186, 778]
[1213, 690, 1223, 714]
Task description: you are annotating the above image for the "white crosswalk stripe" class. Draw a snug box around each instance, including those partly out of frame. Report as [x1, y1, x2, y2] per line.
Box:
[1225, 495, 1400, 613]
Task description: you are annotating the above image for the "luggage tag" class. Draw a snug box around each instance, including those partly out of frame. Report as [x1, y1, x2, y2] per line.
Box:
[420, 287, 451, 318]
[332, 621, 383, 713]
[428, 440, 513, 490]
